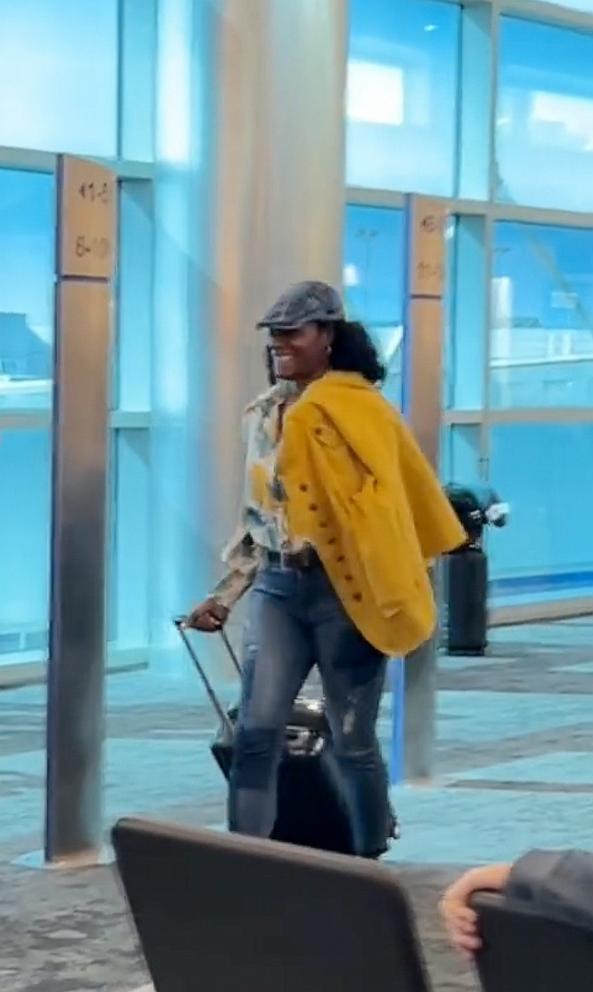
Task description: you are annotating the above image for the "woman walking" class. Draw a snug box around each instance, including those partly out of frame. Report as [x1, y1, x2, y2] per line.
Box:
[188, 281, 464, 858]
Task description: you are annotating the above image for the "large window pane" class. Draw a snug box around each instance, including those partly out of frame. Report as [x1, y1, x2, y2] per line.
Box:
[441, 425, 482, 488]
[108, 430, 149, 653]
[489, 423, 593, 604]
[0, 431, 51, 665]
[0, 0, 118, 156]
[447, 216, 488, 410]
[497, 18, 593, 211]
[121, 0, 157, 161]
[492, 222, 593, 408]
[116, 182, 153, 411]
[343, 204, 404, 406]
[0, 171, 54, 411]
[346, 0, 459, 195]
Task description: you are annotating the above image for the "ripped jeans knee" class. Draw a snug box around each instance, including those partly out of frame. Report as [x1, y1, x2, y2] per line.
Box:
[330, 705, 381, 770]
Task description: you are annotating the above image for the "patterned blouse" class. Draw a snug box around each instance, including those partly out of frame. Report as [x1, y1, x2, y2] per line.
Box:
[211, 381, 306, 610]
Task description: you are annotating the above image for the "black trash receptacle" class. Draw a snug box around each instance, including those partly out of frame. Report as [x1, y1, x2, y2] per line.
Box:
[444, 485, 507, 656]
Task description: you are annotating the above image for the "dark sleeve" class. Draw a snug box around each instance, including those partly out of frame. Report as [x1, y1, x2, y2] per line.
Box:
[506, 849, 593, 932]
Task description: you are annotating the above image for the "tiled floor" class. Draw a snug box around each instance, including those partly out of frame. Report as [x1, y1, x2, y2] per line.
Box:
[2, 617, 593, 992]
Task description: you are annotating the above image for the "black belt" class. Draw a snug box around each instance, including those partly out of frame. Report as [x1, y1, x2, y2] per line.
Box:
[260, 547, 321, 571]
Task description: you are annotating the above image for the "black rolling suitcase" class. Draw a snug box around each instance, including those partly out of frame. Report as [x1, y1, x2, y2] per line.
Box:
[174, 617, 355, 855]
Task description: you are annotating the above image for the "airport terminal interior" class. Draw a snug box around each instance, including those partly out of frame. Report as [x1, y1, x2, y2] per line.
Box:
[3, 0, 593, 990]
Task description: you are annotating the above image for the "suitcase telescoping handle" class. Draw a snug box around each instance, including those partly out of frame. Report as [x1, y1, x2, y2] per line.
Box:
[219, 627, 242, 678]
[173, 616, 242, 675]
[173, 617, 240, 734]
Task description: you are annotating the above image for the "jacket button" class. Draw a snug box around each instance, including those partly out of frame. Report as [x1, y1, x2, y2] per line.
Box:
[319, 521, 328, 529]
[353, 592, 362, 602]
[309, 503, 318, 512]
[345, 574, 353, 582]
[300, 484, 309, 493]
[327, 537, 336, 545]
[336, 555, 345, 563]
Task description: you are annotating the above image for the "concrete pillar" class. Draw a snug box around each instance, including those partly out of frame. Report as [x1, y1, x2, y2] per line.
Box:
[209, 0, 348, 548]
[150, 0, 348, 662]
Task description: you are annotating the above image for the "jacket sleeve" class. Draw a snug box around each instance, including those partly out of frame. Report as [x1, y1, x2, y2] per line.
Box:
[506, 849, 593, 932]
[395, 415, 466, 558]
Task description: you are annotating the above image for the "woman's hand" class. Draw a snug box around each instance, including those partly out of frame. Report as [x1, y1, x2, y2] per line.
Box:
[439, 864, 512, 957]
[186, 598, 229, 633]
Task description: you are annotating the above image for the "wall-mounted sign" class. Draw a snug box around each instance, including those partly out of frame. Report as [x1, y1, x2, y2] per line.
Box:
[57, 157, 116, 280]
[408, 196, 447, 300]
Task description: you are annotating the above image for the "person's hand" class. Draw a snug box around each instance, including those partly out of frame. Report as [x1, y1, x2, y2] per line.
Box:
[439, 864, 512, 958]
[185, 598, 229, 633]
[440, 878, 481, 958]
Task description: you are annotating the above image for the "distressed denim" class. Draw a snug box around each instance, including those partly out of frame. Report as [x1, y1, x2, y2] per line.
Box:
[228, 564, 391, 856]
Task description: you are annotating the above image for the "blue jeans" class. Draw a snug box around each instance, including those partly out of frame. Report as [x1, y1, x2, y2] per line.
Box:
[229, 563, 391, 856]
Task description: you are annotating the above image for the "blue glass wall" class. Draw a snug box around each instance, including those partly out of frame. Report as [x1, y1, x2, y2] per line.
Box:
[343, 204, 404, 406]
[109, 431, 150, 650]
[346, 0, 460, 195]
[0, 171, 54, 410]
[0, 431, 51, 659]
[497, 18, 593, 211]
[492, 223, 593, 408]
[121, 0, 157, 161]
[0, 0, 118, 156]
[345, 1, 593, 609]
[0, 5, 155, 671]
[116, 182, 154, 413]
[489, 423, 593, 600]
[0, 173, 54, 665]
[441, 426, 481, 488]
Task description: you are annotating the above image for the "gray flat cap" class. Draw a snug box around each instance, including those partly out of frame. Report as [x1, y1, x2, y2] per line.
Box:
[257, 280, 345, 329]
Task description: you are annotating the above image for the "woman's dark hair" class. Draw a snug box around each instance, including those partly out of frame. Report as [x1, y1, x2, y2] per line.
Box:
[265, 342, 277, 385]
[322, 319, 386, 384]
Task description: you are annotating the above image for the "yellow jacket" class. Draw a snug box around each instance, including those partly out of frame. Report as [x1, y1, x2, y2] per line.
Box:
[277, 372, 466, 656]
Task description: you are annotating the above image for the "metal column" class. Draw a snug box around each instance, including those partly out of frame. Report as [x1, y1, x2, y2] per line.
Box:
[45, 157, 117, 865]
[393, 196, 448, 784]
